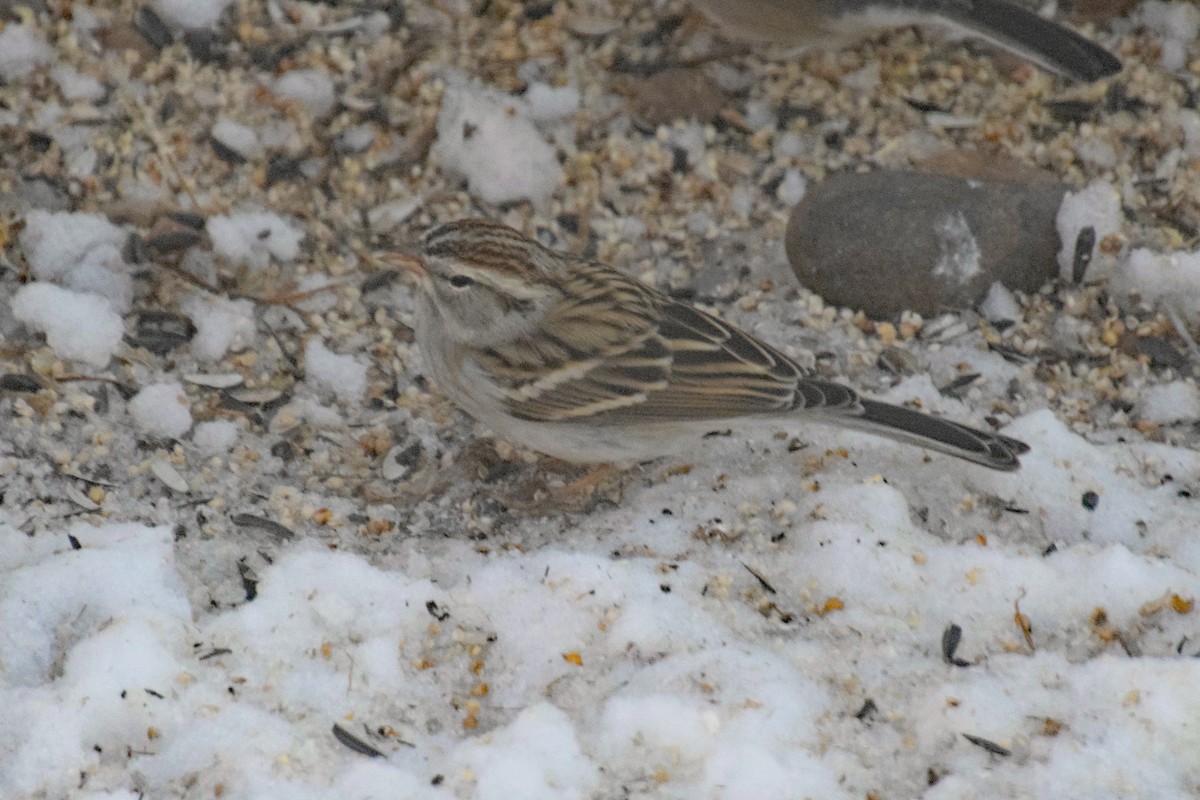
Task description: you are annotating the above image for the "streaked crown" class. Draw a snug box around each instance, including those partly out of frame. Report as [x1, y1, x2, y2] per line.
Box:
[419, 219, 563, 286]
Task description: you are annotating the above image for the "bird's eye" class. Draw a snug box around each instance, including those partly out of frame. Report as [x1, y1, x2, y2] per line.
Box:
[447, 274, 474, 289]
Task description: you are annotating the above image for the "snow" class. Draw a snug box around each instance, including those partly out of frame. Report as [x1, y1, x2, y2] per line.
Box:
[1180, 109, 1200, 156]
[155, 0, 235, 30]
[305, 339, 368, 401]
[1056, 181, 1123, 282]
[5, 401, 1200, 798]
[1075, 134, 1119, 169]
[728, 190, 754, 221]
[11, 283, 125, 367]
[181, 293, 257, 361]
[979, 281, 1021, 321]
[51, 65, 106, 102]
[773, 130, 805, 160]
[932, 211, 982, 284]
[1141, 1, 1200, 72]
[0, 24, 53, 80]
[128, 382, 193, 438]
[273, 69, 336, 119]
[21, 210, 132, 313]
[434, 82, 563, 205]
[524, 83, 581, 121]
[207, 210, 304, 270]
[1055, 178, 1200, 324]
[338, 123, 375, 153]
[0, 521, 190, 797]
[192, 419, 240, 452]
[6, 425, 1194, 794]
[1119, 247, 1200, 324]
[776, 167, 808, 206]
[1140, 380, 1200, 424]
[455, 704, 598, 800]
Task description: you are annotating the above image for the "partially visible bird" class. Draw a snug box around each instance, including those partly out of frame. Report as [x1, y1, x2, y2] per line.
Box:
[689, 0, 1121, 82]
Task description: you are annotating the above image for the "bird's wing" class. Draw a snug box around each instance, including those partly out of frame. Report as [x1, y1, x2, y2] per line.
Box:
[474, 266, 860, 424]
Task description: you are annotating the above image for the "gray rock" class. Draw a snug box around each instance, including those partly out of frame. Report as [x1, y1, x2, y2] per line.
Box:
[785, 169, 1066, 317]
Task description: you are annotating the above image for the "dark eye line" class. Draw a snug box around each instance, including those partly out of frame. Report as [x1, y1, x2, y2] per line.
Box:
[447, 274, 474, 288]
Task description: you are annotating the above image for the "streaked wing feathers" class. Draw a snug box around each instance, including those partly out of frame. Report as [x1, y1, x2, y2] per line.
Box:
[475, 265, 861, 424]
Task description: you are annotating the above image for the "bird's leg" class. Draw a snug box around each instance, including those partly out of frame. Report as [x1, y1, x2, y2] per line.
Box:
[548, 462, 625, 509]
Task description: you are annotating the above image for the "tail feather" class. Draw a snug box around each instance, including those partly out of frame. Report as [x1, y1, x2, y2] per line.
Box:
[831, 399, 1028, 471]
[913, 0, 1121, 82]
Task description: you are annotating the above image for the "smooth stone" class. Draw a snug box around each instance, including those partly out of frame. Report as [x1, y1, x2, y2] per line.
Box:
[785, 169, 1066, 318]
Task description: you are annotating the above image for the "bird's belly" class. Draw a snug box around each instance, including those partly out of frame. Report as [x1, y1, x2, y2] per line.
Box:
[475, 416, 703, 464]
[417, 328, 712, 463]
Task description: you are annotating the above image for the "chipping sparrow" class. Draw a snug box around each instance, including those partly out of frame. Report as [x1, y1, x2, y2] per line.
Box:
[382, 219, 1028, 470]
[690, 0, 1120, 82]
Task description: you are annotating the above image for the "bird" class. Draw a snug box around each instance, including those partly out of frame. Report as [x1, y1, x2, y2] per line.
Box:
[688, 0, 1121, 82]
[380, 218, 1028, 471]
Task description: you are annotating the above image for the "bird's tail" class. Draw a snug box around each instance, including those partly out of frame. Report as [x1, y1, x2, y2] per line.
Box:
[906, 0, 1121, 82]
[829, 398, 1029, 471]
